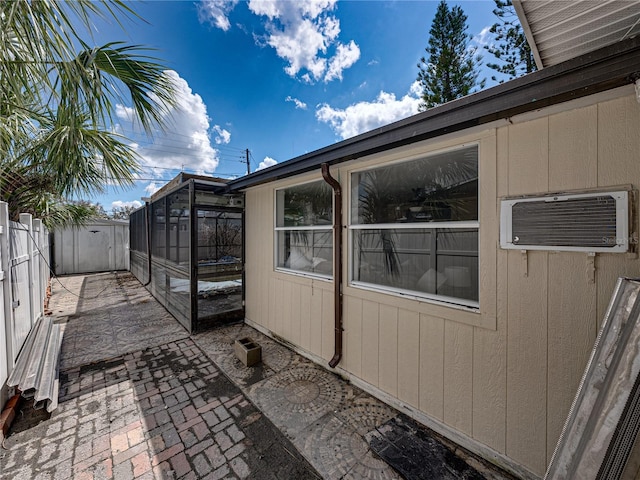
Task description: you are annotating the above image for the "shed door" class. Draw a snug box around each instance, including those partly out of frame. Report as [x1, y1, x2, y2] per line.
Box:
[76, 227, 112, 272]
[194, 207, 244, 331]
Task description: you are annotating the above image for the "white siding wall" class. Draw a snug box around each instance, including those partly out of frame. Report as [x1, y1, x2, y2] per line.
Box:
[243, 87, 640, 478]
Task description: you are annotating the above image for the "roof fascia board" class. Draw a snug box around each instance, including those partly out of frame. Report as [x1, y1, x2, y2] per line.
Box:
[229, 36, 640, 192]
[512, 0, 544, 69]
[149, 178, 229, 204]
[150, 178, 194, 203]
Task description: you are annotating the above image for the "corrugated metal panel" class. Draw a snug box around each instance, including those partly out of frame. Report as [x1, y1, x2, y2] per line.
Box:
[516, 0, 640, 68]
[6, 316, 61, 412]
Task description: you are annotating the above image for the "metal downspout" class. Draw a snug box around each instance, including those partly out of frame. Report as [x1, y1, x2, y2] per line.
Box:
[321, 163, 343, 368]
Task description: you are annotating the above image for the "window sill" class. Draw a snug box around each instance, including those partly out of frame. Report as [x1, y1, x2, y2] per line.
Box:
[274, 267, 333, 283]
[345, 282, 496, 330]
[351, 280, 478, 309]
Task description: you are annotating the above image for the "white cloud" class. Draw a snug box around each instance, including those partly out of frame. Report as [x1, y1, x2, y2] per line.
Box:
[256, 156, 278, 171]
[213, 125, 231, 144]
[316, 82, 422, 139]
[248, 0, 358, 83]
[325, 40, 360, 82]
[198, 0, 239, 31]
[115, 105, 135, 122]
[111, 200, 143, 210]
[285, 96, 308, 110]
[115, 70, 220, 174]
[144, 182, 164, 197]
[474, 26, 493, 48]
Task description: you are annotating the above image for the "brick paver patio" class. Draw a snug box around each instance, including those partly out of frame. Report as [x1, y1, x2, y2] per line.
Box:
[0, 273, 318, 480]
[1, 272, 514, 480]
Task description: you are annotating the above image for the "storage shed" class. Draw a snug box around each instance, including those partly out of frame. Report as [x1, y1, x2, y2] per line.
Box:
[53, 219, 129, 275]
[227, 25, 640, 480]
[129, 174, 244, 333]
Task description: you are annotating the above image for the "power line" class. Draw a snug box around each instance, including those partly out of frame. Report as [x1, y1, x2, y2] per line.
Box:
[101, 173, 245, 183]
[116, 126, 244, 146]
[94, 162, 242, 177]
[107, 142, 245, 161]
[115, 128, 246, 154]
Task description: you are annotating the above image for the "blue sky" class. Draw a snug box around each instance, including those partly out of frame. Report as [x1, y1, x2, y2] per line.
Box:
[85, 0, 506, 213]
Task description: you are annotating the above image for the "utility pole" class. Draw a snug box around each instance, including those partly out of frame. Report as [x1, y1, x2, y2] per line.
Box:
[245, 149, 250, 175]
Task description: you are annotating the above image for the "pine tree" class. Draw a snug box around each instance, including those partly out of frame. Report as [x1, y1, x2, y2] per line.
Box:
[416, 0, 484, 111]
[485, 0, 537, 82]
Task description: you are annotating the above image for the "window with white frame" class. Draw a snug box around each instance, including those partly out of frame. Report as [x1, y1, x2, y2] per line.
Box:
[275, 180, 333, 277]
[350, 146, 479, 306]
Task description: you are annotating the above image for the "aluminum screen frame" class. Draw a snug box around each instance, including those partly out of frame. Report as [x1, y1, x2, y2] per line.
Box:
[544, 277, 640, 479]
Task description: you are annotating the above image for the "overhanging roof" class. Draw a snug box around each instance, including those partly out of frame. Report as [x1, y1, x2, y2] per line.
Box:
[514, 0, 640, 69]
[228, 35, 640, 192]
[151, 172, 228, 201]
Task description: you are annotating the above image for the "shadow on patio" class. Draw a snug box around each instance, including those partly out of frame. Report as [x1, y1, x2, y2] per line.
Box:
[1, 272, 514, 480]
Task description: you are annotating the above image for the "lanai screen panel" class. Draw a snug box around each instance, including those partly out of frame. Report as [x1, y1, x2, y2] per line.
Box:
[129, 207, 148, 284]
[195, 206, 243, 329]
[147, 186, 191, 330]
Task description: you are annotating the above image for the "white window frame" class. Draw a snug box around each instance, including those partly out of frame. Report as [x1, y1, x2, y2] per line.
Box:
[348, 145, 479, 308]
[274, 179, 333, 279]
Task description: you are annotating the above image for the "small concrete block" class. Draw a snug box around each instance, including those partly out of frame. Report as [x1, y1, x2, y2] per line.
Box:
[233, 338, 261, 367]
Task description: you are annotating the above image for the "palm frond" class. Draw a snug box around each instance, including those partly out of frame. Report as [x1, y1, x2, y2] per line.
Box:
[1, 1, 177, 226]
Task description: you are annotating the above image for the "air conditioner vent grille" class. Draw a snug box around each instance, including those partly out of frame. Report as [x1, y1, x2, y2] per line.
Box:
[512, 196, 617, 248]
[500, 190, 630, 253]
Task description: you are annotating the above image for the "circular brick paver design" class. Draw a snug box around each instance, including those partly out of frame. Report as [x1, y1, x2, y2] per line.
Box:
[199, 335, 301, 388]
[195, 334, 235, 356]
[216, 352, 262, 382]
[284, 379, 320, 404]
[304, 415, 401, 480]
[259, 340, 296, 372]
[335, 396, 399, 436]
[251, 365, 352, 421]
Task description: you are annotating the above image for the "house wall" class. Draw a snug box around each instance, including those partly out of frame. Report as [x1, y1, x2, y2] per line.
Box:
[243, 86, 640, 478]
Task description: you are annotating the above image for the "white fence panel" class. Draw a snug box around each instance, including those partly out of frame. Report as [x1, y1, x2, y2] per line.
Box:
[9, 219, 32, 359]
[0, 207, 7, 398]
[1, 203, 50, 409]
[31, 219, 45, 321]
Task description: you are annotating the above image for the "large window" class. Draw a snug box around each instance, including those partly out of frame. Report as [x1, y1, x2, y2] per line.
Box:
[275, 180, 333, 277]
[350, 146, 479, 306]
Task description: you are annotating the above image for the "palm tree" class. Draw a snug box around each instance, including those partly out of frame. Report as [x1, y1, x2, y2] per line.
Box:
[0, 0, 176, 228]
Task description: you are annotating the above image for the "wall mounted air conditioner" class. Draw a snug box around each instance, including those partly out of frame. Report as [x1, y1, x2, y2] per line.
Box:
[500, 190, 631, 253]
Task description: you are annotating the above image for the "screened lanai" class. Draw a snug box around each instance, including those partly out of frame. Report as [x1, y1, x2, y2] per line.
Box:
[129, 175, 244, 333]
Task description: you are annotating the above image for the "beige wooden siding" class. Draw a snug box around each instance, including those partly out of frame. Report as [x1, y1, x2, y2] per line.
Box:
[419, 314, 445, 421]
[244, 174, 334, 362]
[472, 121, 505, 454]
[397, 309, 420, 408]
[361, 299, 380, 386]
[242, 89, 640, 478]
[343, 296, 362, 377]
[443, 321, 474, 436]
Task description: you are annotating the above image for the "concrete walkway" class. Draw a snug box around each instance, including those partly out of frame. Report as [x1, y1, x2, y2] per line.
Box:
[1, 272, 514, 479]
